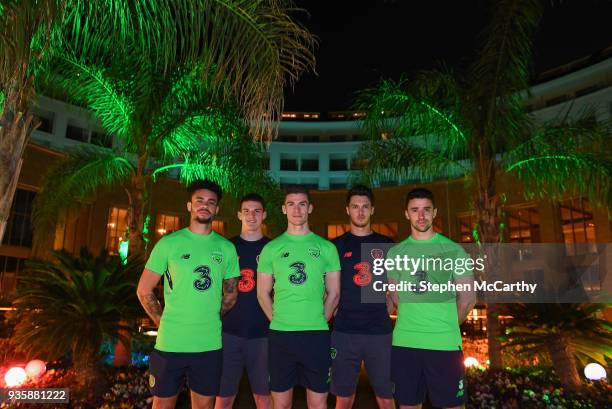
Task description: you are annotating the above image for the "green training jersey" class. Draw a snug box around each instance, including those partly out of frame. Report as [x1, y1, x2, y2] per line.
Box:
[257, 232, 341, 331]
[145, 228, 240, 352]
[387, 233, 473, 351]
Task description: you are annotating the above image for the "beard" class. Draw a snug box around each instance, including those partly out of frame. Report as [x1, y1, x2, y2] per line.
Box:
[195, 215, 213, 224]
[411, 222, 432, 233]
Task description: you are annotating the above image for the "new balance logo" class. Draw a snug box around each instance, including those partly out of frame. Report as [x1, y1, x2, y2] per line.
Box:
[343, 251, 353, 258]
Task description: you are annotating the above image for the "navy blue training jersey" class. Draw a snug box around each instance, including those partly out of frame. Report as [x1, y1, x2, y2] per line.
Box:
[332, 231, 394, 334]
[222, 236, 270, 338]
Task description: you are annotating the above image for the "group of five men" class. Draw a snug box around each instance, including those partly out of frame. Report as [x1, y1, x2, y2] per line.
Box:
[136, 180, 476, 409]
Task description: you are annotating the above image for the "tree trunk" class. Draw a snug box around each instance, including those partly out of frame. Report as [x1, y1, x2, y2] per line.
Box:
[0, 89, 36, 243]
[476, 172, 505, 369]
[112, 164, 149, 366]
[547, 334, 582, 391]
[74, 347, 105, 395]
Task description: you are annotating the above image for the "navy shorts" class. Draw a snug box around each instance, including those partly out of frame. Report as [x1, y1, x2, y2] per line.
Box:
[391, 346, 466, 407]
[149, 348, 223, 397]
[268, 329, 332, 393]
[331, 331, 393, 398]
[219, 332, 269, 396]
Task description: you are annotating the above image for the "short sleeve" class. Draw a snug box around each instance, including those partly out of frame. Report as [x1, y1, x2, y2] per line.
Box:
[386, 244, 400, 281]
[257, 243, 274, 275]
[324, 241, 341, 272]
[453, 244, 474, 278]
[145, 237, 169, 275]
[224, 244, 240, 279]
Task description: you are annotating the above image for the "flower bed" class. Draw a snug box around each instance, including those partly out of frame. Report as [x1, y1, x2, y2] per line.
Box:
[1, 363, 609, 408]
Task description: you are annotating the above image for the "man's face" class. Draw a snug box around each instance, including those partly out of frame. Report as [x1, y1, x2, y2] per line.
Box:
[282, 193, 312, 226]
[187, 189, 219, 224]
[346, 195, 374, 228]
[238, 200, 266, 232]
[405, 198, 437, 233]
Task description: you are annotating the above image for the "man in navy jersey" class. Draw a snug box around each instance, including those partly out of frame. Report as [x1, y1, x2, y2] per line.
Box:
[331, 185, 395, 409]
[215, 193, 271, 409]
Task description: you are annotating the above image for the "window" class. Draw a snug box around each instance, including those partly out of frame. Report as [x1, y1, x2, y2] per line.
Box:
[280, 159, 298, 171]
[506, 206, 540, 243]
[327, 224, 350, 240]
[155, 213, 181, 241]
[106, 207, 128, 255]
[0, 256, 26, 299]
[330, 182, 347, 190]
[559, 198, 596, 255]
[372, 223, 399, 241]
[2, 188, 36, 247]
[458, 214, 477, 243]
[278, 135, 297, 142]
[91, 131, 113, 148]
[302, 135, 320, 143]
[66, 124, 89, 142]
[53, 206, 91, 253]
[330, 158, 348, 171]
[35, 114, 54, 134]
[301, 159, 319, 171]
[212, 220, 227, 236]
[330, 135, 346, 142]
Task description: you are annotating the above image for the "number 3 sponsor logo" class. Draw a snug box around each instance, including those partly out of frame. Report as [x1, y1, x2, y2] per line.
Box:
[353, 261, 372, 286]
[288, 261, 307, 285]
[238, 268, 256, 292]
[193, 265, 212, 291]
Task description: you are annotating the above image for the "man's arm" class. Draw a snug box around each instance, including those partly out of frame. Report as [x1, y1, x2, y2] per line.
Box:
[256, 273, 274, 321]
[221, 278, 238, 316]
[386, 278, 399, 315]
[136, 268, 164, 327]
[455, 274, 476, 324]
[324, 271, 340, 321]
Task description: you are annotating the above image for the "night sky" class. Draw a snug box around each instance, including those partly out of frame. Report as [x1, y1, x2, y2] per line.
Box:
[283, 0, 612, 112]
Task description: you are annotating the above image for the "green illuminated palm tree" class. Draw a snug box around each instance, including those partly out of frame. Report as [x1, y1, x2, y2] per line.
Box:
[0, 0, 314, 243]
[355, 0, 611, 371]
[9, 248, 143, 388]
[31, 36, 285, 365]
[502, 303, 612, 391]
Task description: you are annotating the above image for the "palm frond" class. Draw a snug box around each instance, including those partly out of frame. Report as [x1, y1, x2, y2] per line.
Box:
[468, 0, 542, 110]
[502, 303, 612, 366]
[503, 120, 612, 206]
[177, 0, 316, 139]
[32, 147, 135, 250]
[47, 51, 134, 140]
[356, 79, 469, 160]
[9, 249, 142, 362]
[356, 136, 469, 186]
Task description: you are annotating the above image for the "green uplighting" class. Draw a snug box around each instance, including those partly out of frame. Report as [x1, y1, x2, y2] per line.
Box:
[118, 240, 129, 265]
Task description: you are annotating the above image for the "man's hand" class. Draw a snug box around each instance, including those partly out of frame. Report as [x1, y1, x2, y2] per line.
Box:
[455, 274, 476, 324]
[256, 273, 274, 321]
[324, 271, 340, 321]
[221, 278, 238, 316]
[137, 269, 163, 327]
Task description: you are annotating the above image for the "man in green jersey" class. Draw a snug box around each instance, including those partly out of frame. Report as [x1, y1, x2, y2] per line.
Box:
[387, 188, 475, 409]
[137, 179, 240, 409]
[257, 185, 341, 409]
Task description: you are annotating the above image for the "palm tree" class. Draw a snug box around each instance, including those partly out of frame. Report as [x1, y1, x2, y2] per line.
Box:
[355, 0, 611, 369]
[31, 36, 286, 364]
[9, 248, 143, 388]
[502, 303, 612, 391]
[0, 0, 315, 243]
